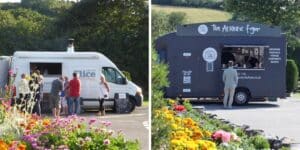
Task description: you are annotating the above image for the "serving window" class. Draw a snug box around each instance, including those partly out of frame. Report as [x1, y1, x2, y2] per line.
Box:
[221, 45, 266, 69]
[30, 63, 62, 76]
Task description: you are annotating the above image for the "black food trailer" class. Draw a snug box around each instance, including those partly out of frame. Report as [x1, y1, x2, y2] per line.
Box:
[155, 22, 286, 105]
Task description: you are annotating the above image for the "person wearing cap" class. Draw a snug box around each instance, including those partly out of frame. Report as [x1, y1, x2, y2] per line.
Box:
[222, 60, 238, 109]
[98, 73, 110, 116]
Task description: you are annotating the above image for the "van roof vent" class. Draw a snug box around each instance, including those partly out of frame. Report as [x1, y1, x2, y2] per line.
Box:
[67, 38, 75, 53]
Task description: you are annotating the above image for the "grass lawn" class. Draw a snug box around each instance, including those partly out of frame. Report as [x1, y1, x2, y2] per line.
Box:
[143, 100, 149, 106]
[292, 92, 300, 99]
[152, 4, 232, 24]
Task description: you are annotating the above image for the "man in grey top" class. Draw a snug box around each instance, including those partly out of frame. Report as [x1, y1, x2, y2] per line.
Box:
[222, 61, 238, 109]
[50, 76, 64, 117]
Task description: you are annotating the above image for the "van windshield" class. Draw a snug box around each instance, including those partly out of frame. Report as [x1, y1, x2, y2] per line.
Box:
[221, 45, 266, 70]
[102, 67, 126, 85]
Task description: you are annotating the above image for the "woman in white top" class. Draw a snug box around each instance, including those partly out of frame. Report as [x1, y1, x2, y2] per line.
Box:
[98, 73, 110, 116]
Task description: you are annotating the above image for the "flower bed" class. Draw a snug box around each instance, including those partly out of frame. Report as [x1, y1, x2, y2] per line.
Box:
[0, 106, 139, 150]
[153, 99, 289, 150]
[0, 71, 139, 150]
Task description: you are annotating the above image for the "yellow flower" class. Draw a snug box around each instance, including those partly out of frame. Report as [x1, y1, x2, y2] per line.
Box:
[186, 141, 198, 150]
[168, 99, 176, 105]
[42, 119, 51, 126]
[196, 140, 217, 150]
[171, 123, 178, 130]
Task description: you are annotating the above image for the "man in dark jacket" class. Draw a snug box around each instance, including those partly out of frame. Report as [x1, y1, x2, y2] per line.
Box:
[50, 76, 63, 117]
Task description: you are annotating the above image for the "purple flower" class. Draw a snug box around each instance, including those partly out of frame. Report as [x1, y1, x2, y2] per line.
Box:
[103, 139, 110, 145]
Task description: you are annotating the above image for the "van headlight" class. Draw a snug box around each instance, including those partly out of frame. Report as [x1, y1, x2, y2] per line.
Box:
[136, 87, 142, 96]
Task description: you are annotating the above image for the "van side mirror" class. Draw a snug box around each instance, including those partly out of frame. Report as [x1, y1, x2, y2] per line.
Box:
[122, 77, 127, 85]
[117, 76, 127, 85]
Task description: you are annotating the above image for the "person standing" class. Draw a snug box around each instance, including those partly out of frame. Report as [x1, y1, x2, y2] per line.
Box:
[69, 73, 81, 115]
[222, 61, 238, 109]
[98, 73, 110, 116]
[63, 76, 70, 115]
[18, 73, 30, 111]
[50, 76, 64, 118]
[33, 70, 43, 116]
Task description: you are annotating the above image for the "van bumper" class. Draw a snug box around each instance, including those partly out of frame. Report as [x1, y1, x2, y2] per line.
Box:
[135, 93, 143, 107]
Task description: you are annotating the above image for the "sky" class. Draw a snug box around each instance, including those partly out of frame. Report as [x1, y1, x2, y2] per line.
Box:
[0, 0, 79, 3]
[0, 0, 21, 2]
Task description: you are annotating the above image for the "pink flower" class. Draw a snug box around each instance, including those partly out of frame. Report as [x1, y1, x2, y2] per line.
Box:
[89, 119, 97, 125]
[221, 132, 231, 143]
[100, 121, 112, 127]
[212, 130, 234, 143]
[103, 139, 110, 145]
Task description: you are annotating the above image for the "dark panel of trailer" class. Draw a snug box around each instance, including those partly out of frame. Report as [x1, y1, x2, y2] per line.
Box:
[156, 22, 286, 99]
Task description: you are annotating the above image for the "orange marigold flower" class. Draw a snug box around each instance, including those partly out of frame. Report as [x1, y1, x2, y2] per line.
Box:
[17, 143, 26, 150]
[0, 140, 9, 150]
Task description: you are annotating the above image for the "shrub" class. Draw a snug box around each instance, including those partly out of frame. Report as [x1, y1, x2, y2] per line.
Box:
[151, 49, 170, 149]
[167, 12, 186, 31]
[122, 71, 132, 81]
[249, 135, 270, 149]
[286, 59, 299, 93]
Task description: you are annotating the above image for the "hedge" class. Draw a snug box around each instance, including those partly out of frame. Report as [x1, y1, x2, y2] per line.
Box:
[286, 59, 299, 93]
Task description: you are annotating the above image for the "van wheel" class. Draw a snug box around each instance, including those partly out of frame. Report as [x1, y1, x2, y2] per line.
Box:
[126, 98, 136, 113]
[234, 90, 249, 105]
[114, 98, 136, 113]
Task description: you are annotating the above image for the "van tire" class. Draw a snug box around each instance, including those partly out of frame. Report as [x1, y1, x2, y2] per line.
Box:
[127, 98, 136, 113]
[114, 97, 136, 113]
[234, 89, 249, 105]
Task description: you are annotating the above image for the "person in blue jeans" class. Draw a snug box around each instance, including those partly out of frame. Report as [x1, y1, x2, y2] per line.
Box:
[64, 76, 72, 115]
[68, 73, 81, 115]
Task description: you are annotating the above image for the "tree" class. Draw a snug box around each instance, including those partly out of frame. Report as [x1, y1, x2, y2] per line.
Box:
[56, 0, 149, 95]
[225, 0, 300, 55]
[0, 8, 52, 55]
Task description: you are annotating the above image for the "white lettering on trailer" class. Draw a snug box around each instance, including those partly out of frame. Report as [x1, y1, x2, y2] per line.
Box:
[183, 88, 191, 93]
[182, 70, 192, 84]
[209, 24, 261, 35]
[183, 52, 192, 57]
[238, 72, 262, 80]
[268, 48, 281, 64]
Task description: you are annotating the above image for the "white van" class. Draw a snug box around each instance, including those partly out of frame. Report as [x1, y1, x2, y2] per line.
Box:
[8, 51, 143, 113]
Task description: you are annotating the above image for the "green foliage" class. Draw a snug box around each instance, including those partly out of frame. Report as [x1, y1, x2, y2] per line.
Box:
[167, 12, 186, 31]
[286, 59, 299, 93]
[152, 11, 169, 39]
[0, 105, 5, 124]
[152, 11, 186, 39]
[224, 0, 300, 54]
[56, 0, 148, 95]
[122, 71, 132, 81]
[249, 135, 270, 149]
[21, 0, 73, 16]
[0, 0, 148, 96]
[151, 49, 169, 109]
[151, 48, 170, 149]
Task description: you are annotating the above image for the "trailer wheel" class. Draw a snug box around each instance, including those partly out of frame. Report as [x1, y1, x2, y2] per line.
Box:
[234, 89, 249, 105]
